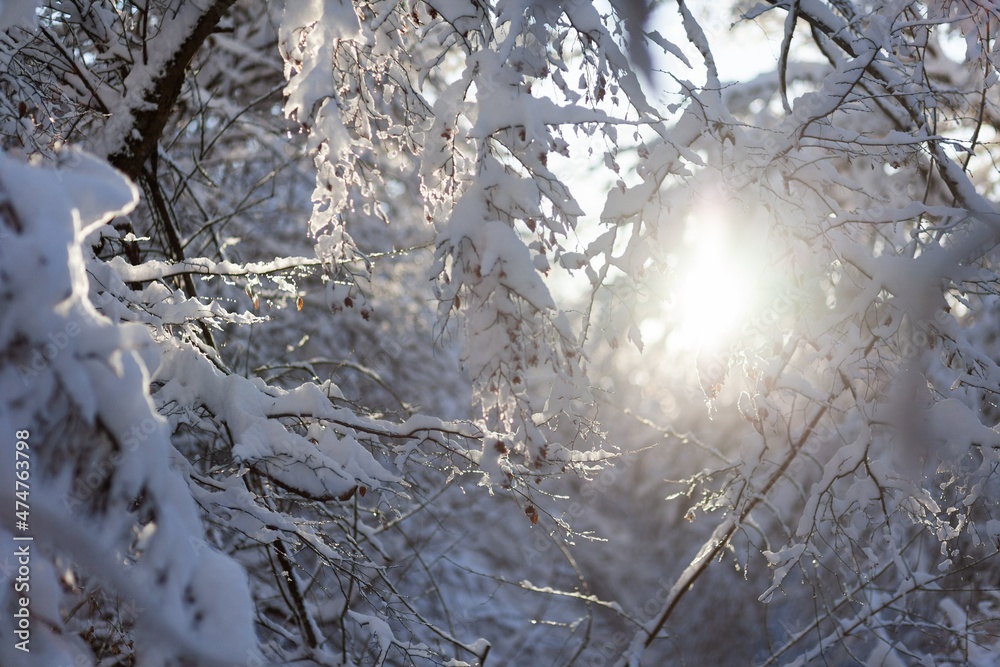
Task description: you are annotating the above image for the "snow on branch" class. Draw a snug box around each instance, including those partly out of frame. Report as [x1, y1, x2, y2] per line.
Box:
[0, 147, 258, 666]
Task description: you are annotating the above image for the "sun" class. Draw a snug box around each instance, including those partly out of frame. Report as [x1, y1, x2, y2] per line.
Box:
[668, 211, 767, 352]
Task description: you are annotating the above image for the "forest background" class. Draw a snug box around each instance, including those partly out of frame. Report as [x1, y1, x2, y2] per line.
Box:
[3, 1, 1000, 665]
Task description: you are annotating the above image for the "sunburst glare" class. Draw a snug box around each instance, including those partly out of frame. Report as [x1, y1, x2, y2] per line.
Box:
[668, 204, 769, 352]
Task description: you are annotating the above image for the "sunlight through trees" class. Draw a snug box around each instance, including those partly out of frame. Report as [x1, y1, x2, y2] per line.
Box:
[4, 1, 1000, 665]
